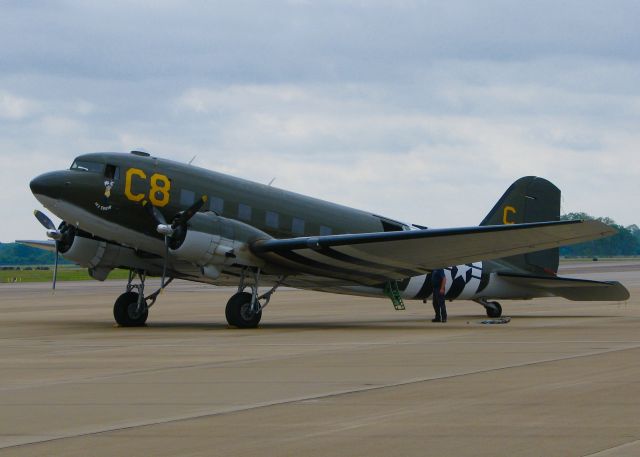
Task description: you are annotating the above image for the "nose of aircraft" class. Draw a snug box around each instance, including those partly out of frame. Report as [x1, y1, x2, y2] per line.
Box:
[30, 171, 69, 200]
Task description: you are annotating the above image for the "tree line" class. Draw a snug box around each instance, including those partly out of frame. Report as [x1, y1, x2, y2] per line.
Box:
[560, 213, 640, 257]
[0, 243, 71, 266]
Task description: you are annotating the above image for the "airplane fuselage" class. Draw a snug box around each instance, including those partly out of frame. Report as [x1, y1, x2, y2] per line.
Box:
[31, 151, 597, 315]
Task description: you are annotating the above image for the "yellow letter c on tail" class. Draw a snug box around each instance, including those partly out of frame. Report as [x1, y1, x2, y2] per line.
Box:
[503, 206, 517, 224]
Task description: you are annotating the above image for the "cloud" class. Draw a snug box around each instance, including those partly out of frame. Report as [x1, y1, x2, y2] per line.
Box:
[0, 91, 40, 120]
[0, 1, 639, 241]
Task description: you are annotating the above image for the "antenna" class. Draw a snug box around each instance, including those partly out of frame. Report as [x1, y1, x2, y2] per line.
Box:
[188, 155, 197, 165]
[267, 177, 276, 186]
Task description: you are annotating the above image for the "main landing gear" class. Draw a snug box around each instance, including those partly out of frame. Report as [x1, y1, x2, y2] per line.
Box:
[475, 298, 503, 318]
[225, 268, 285, 328]
[113, 270, 173, 327]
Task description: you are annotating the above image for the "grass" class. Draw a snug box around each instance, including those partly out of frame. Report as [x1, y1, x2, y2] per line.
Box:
[0, 266, 130, 283]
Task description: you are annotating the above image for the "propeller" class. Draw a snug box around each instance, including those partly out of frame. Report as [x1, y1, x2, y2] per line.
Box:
[144, 195, 208, 289]
[33, 210, 62, 290]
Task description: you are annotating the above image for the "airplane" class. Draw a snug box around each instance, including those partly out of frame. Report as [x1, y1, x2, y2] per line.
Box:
[21, 150, 629, 328]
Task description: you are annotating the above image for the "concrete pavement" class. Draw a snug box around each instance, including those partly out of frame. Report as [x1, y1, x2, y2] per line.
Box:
[0, 262, 638, 456]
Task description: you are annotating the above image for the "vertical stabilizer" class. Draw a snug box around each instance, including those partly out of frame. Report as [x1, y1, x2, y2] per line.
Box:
[481, 177, 561, 274]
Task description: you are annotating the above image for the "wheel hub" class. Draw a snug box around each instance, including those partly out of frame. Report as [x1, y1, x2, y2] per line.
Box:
[239, 302, 256, 321]
[127, 302, 144, 320]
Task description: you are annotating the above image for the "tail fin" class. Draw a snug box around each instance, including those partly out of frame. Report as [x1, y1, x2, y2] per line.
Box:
[481, 177, 561, 274]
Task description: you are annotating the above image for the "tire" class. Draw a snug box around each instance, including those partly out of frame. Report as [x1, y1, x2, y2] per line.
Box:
[113, 292, 148, 327]
[485, 301, 502, 318]
[225, 295, 238, 327]
[225, 292, 262, 328]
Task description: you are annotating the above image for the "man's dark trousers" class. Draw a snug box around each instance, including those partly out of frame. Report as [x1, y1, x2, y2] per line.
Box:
[432, 291, 447, 322]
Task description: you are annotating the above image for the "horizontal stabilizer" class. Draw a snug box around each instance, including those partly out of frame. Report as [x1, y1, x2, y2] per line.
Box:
[15, 240, 56, 252]
[252, 220, 616, 285]
[498, 272, 630, 301]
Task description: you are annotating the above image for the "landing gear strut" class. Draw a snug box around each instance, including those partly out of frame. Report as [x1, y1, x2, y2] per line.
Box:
[475, 298, 503, 318]
[113, 270, 173, 327]
[225, 268, 285, 328]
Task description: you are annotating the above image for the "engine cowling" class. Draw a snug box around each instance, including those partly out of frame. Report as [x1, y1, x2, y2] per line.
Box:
[60, 228, 150, 281]
[169, 212, 271, 273]
[62, 235, 108, 268]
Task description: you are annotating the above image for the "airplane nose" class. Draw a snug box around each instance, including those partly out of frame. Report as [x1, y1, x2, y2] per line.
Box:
[30, 171, 68, 199]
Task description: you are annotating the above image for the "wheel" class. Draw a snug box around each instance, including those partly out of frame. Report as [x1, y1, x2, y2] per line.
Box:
[225, 292, 262, 328]
[113, 292, 148, 327]
[485, 301, 502, 318]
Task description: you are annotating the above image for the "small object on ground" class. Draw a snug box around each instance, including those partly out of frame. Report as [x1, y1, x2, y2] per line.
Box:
[480, 317, 511, 325]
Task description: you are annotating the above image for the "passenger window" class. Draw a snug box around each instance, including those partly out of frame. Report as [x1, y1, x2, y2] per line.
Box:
[238, 203, 252, 221]
[210, 197, 224, 214]
[180, 189, 195, 206]
[292, 217, 305, 235]
[320, 225, 332, 236]
[266, 211, 279, 229]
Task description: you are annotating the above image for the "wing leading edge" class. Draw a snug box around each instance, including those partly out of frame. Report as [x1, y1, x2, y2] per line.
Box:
[15, 240, 57, 252]
[252, 220, 616, 285]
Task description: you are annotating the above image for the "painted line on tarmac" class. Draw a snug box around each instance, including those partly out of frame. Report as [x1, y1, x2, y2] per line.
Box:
[2, 343, 640, 451]
[582, 438, 640, 456]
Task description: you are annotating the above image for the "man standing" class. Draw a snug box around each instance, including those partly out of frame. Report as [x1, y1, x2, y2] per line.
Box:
[431, 269, 447, 322]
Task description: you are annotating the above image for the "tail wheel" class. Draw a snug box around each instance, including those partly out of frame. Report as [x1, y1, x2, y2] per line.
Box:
[113, 292, 148, 327]
[485, 301, 502, 318]
[225, 292, 262, 328]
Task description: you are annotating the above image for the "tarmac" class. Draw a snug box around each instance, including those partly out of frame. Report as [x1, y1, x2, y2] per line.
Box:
[0, 261, 638, 456]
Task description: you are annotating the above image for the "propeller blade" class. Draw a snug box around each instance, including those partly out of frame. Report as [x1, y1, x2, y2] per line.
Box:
[52, 242, 59, 291]
[144, 200, 176, 236]
[173, 195, 208, 228]
[34, 210, 56, 231]
[160, 235, 169, 290]
[143, 200, 168, 225]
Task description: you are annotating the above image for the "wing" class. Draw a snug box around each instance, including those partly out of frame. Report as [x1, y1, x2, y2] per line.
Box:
[16, 240, 57, 252]
[498, 272, 630, 301]
[252, 220, 615, 285]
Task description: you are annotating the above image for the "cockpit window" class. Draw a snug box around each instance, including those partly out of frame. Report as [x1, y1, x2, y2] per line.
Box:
[70, 160, 104, 173]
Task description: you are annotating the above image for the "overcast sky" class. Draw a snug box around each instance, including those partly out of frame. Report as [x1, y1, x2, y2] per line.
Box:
[1, 0, 639, 242]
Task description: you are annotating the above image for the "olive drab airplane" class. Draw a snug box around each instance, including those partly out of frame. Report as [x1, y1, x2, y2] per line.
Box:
[22, 150, 629, 328]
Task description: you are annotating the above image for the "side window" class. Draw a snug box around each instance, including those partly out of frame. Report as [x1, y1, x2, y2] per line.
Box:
[104, 164, 119, 180]
[292, 217, 305, 235]
[238, 203, 252, 221]
[180, 189, 195, 207]
[210, 197, 224, 214]
[266, 211, 279, 229]
[320, 225, 332, 236]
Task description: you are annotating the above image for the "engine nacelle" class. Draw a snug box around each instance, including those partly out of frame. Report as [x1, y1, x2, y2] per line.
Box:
[61, 231, 149, 281]
[169, 212, 270, 272]
[62, 235, 106, 268]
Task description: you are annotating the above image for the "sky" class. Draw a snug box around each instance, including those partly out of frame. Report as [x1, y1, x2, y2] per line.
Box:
[1, 0, 639, 242]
